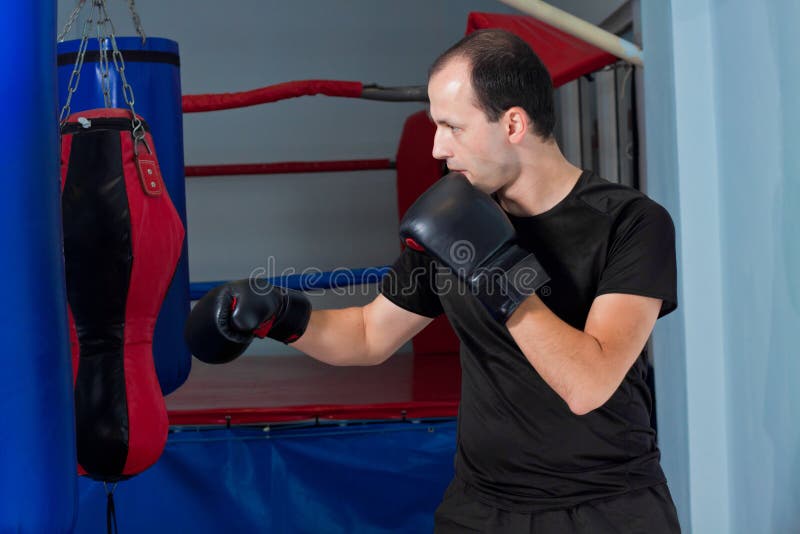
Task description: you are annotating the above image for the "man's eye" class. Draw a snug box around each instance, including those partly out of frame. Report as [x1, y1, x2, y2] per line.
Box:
[449, 125, 461, 133]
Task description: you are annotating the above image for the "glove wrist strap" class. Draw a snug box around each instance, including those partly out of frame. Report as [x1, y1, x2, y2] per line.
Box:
[470, 245, 550, 323]
[268, 290, 312, 344]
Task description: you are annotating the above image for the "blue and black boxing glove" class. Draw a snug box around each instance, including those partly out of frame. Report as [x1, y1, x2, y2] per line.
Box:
[399, 173, 549, 323]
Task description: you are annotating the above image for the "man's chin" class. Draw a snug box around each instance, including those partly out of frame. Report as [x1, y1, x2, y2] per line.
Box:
[467, 177, 494, 194]
[449, 170, 493, 193]
[453, 170, 475, 184]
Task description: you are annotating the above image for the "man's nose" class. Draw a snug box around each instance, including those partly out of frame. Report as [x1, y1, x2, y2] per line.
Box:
[431, 129, 451, 160]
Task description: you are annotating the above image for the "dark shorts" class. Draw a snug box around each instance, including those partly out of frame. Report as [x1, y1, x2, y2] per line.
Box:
[433, 478, 681, 534]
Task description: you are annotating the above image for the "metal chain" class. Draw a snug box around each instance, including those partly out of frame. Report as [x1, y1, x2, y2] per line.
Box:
[58, 7, 94, 124]
[95, 1, 112, 108]
[96, 0, 145, 147]
[127, 0, 147, 44]
[58, 0, 87, 42]
[58, 0, 147, 147]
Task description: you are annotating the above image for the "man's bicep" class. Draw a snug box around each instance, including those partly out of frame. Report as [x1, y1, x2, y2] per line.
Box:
[363, 294, 435, 361]
[584, 293, 662, 375]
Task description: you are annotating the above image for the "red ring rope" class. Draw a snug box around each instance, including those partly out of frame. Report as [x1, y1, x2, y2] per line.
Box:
[182, 80, 364, 113]
[185, 159, 394, 177]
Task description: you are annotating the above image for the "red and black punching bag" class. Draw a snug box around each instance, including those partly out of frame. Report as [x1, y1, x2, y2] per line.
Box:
[60, 108, 185, 480]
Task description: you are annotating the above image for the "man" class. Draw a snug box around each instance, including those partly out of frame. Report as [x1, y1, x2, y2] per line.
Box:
[185, 29, 681, 533]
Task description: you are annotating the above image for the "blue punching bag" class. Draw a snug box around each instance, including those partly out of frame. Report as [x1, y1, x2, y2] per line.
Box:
[0, 1, 78, 531]
[57, 37, 191, 394]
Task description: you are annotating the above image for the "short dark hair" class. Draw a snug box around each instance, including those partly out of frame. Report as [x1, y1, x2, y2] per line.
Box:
[429, 29, 556, 139]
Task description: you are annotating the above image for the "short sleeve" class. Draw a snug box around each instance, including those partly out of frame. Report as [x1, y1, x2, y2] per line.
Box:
[596, 199, 678, 317]
[379, 248, 445, 318]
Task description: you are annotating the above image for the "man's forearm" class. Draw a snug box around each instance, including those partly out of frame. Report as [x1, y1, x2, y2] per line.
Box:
[292, 308, 384, 366]
[506, 295, 609, 415]
[507, 293, 660, 415]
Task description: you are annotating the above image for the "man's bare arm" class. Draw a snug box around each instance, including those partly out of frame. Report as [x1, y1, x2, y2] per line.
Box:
[292, 294, 434, 366]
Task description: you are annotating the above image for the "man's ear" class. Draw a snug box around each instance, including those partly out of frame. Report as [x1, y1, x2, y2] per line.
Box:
[504, 106, 529, 144]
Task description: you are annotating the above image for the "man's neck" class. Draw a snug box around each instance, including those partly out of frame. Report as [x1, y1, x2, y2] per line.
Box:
[497, 141, 583, 217]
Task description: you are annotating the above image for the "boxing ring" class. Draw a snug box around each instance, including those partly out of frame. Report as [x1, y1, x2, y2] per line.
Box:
[3, 4, 624, 532]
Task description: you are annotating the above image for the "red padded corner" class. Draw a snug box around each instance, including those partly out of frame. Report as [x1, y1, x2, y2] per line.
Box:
[395, 111, 459, 356]
[465, 12, 618, 88]
[395, 110, 444, 219]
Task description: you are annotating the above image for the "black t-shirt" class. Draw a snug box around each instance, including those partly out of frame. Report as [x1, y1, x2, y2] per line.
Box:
[380, 171, 678, 512]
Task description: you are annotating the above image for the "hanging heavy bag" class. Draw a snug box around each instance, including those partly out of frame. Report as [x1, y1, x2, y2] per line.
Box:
[60, 108, 185, 481]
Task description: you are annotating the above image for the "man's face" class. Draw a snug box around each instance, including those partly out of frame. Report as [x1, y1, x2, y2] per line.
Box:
[427, 57, 513, 193]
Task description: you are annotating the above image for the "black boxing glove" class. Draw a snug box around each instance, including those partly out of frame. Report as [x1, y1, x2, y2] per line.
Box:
[184, 279, 311, 364]
[399, 173, 549, 323]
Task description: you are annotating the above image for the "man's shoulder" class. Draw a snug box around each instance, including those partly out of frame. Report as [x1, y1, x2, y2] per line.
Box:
[574, 171, 667, 222]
